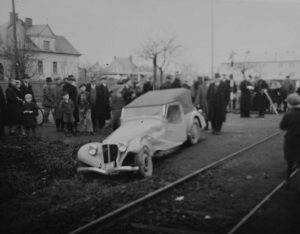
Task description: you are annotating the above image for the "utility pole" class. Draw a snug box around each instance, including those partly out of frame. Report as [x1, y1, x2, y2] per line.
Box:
[210, 0, 214, 79]
[12, 0, 19, 79]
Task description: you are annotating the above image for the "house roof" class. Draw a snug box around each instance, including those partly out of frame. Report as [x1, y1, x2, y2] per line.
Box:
[125, 88, 194, 114]
[54, 35, 80, 55]
[26, 24, 55, 37]
[104, 57, 138, 75]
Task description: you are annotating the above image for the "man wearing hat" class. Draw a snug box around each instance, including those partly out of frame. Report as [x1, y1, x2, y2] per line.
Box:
[20, 74, 35, 102]
[253, 75, 269, 117]
[280, 92, 300, 190]
[43, 77, 55, 123]
[95, 76, 111, 130]
[207, 73, 229, 134]
[63, 75, 79, 131]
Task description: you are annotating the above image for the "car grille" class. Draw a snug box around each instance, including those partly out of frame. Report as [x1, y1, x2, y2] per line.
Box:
[102, 144, 119, 163]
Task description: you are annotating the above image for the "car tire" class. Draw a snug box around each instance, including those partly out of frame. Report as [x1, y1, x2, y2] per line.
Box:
[135, 146, 153, 177]
[187, 118, 202, 145]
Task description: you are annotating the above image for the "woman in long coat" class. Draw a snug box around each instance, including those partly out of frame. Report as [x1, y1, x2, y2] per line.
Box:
[207, 74, 228, 134]
[95, 78, 111, 129]
[240, 76, 253, 117]
[194, 77, 209, 129]
[5, 80, 23, 134]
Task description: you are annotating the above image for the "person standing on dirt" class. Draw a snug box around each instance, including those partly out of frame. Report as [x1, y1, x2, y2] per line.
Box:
[194, 76, 209, 130]
[5, 79, 24, 135]
[207, 73, 228, 135]
[77, 84, 93, 135]
[20, 74, 35, 102]
[43, 77, 55, 123]
[0, 85, 6, 138]
[63, 75, 79, 133]
[228, 74, 237, 112]
[22, 94, 38, 137]
[86, 77, 98, 132]
[95, 76, 111, 129]
[281, 75, 295, 112]
[279, 92, 300, 190]
[108, 87, 125, 130]
[253, 76, 269, 117]
[240, 75, 253, 118]
[53, 77, 64, 131]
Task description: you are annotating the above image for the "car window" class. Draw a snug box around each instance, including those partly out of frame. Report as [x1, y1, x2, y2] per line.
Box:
[166, 105, 182, 123]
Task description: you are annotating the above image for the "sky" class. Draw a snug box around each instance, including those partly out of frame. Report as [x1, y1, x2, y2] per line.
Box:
[0, 0, 300, 73]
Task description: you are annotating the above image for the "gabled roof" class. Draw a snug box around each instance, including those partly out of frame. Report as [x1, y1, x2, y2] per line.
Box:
[54, 35, 80, 55]
[126, 88, 194, 114]
[104, 56, 138, 75]
[26, 24, 56, 38]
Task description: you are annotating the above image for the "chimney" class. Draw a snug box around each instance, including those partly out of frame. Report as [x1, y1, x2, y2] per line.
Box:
[25, 18, 32, 28]
[9, 12, 18, 26]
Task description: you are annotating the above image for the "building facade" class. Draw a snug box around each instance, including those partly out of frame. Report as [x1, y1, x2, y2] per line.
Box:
[0, 13, 80, 80]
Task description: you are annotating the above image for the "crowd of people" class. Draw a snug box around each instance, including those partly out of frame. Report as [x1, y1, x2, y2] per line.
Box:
[1, 72, 300, 139]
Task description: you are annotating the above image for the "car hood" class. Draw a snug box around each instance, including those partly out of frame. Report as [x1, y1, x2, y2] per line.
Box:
[104, 118, 164, 144]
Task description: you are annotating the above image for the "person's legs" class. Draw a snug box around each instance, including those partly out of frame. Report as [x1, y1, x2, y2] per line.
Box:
[44, 107, 50, 122]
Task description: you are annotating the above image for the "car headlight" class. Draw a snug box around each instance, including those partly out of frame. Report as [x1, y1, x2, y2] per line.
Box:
[88, 145, 98, 156]
[118, 143, 127, 153]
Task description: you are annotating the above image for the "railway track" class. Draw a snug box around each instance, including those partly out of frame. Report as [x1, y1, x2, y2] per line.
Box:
[70, 131, 282, 234]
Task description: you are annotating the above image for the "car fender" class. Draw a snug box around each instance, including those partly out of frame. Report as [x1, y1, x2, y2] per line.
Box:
[185, 109, 206, 131]
[127, 136, 153, 156]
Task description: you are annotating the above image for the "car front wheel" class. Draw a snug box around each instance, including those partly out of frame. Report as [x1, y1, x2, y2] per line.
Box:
[135, 146, 153, 177]
[187, 119, 202, 145]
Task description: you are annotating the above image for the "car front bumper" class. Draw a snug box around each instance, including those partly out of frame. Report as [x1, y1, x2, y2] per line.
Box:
[77, 166, 139, 175]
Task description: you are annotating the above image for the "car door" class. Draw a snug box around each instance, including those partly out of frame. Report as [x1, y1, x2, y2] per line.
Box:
[164, 103, 187, 144]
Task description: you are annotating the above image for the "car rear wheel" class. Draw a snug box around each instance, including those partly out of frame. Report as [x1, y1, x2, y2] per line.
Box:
[135, 146, 153, 177]
[187, 119, 202, 145]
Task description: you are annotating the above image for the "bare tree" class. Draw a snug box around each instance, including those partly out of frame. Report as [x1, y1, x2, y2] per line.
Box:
[227, 50, 255, 77]
[138, 35, 181, 88]
[1, 39, 37, 79]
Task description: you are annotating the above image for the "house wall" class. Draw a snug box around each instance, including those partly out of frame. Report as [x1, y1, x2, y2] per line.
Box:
[32, 52, 79, 80]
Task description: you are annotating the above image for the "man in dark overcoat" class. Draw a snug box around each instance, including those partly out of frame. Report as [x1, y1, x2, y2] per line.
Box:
[0, 86, 6, 137]
[253, 76, 269, 117]
[5, 79, 23, 135]
[280, 93, 300, 188]
[240, 76, 253, 117]
[20, 74, 35, 102]
[207, 73, 228, 134]
[95, 76, 111, 129]
[63, 75, 79, 131]
[87, 77, 98, 131]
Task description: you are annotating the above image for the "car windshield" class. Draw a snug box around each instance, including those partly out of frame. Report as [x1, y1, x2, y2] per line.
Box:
[122, 105, 164, 118]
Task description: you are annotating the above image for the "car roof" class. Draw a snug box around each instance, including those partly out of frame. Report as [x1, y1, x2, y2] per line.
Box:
[125, 88, 194, 114]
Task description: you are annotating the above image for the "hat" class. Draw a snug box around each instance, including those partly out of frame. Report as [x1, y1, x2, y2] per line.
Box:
[24, 93, 32, 99]
[79, 83, 86, 88]
[67, 75, 76, 81]
[215, 73, 221, 79]
[286, 93, 300, 108]
[46, 77, 52, 82]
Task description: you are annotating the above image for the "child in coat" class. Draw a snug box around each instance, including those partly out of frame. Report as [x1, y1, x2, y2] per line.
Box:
[22, 94, 38, 136]
[280, 92, 300, 190]
[60, 93, 75, 136]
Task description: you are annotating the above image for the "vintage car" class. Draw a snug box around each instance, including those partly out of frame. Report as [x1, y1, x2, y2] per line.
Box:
[77, 88, 206, 177]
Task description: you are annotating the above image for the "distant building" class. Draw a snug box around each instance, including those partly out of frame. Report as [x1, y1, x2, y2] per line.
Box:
[0, 12, 81, 80]
[220, 52, 300, 85]
[104, 56, 152, 81]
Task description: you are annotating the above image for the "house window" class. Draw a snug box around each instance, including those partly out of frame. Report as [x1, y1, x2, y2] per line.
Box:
[0, 63, 4, 80]
[43, 40, 50, 50]
[38, 60, 43, 74]
[53, 61, 57, 74]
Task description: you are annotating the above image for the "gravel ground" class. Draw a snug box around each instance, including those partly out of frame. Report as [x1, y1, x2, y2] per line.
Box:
[0, 114, 283, 233]
[101, 133, 287, 234]
[237, 173, 300, 234]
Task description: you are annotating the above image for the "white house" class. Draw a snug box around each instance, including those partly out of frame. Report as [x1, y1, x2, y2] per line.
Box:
[0, 12, 81, 80]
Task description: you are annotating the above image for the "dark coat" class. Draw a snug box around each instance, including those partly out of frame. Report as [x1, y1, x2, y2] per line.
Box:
[95, 84, 111, 119]
[0, 86, 6, 135]
[253, 79, 269, 111]
[171, 78, 182, 88]
[240, 80, 252, 112]
[5, 85, 23, 125]
[122, 86, 134, 105]
[20, 82, 35, 102]
[22, 102, 38, 127]
[194, 84, 208, 116]
[142, 81, 153, 94]
[223, 80, 231, 105]
[207, 82, 228, 122]
[280, 108, 300, 162]
[63, 83, 79, 122]
[42, 84, 55, 107]
[160, 81, 172, 90]
[60, 99, 75, 123]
